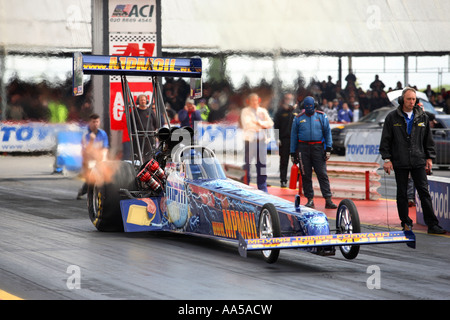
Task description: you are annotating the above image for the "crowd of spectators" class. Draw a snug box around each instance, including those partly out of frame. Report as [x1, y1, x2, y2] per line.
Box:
[309, 74, 450, 122]
[3, 71, 450, 126]
[2, 76, 94, 124]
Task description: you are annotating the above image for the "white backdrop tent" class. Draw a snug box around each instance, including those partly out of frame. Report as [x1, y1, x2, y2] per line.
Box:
[161, 0, 450, 56]
[1, 0, 450, 117]
[1, 0, 450, 56]
[0, 0, 91, 54]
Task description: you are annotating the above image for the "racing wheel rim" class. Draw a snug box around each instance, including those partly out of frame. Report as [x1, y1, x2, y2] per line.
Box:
[93, 185, 102, 221]
[336, 199, 360, 259]
[259, 204, 281, 263]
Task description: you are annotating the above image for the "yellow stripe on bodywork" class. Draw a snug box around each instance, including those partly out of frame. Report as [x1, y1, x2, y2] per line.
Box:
[0, 289, 23, 300]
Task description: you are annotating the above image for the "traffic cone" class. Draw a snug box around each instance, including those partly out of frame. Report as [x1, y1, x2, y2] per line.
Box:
[289, 164, 298, 189]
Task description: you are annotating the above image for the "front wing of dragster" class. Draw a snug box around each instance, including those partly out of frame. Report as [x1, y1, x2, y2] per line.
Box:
[238, 231, 415, 257]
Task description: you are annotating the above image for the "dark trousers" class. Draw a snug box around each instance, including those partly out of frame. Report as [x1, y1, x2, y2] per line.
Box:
[394, 167, 439, 227]
[298, 143, 332, 199]
[244, 140, 267, 192]
[279, 138, 290, 183]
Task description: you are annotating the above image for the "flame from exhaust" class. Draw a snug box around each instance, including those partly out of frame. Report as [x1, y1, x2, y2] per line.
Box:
[82, 145, 116, 187]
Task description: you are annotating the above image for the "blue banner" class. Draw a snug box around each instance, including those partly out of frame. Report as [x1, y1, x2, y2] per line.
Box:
[416, 176, 450, 231]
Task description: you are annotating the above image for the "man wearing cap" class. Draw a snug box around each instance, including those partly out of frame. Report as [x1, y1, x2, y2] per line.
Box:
[290, 96, 337, 209]
[352, 101, 363, 122]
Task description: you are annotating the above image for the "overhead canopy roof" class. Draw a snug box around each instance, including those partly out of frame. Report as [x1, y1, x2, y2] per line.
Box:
[0, 0, 91, 54]
[1, 0, 449, 57]
[161, 0, 450, 56]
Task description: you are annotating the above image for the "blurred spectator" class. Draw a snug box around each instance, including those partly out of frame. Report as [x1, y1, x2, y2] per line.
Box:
[352, 102, 363, 122]
[445, 96, 450, 115]
[370, 75, 385, 92]
[334, 81, 345, 102]
[345, 72, 356, 87]
[196, 98, 210, 121]
[423, 85, 435, 99]
[337, 102, 353, 123]
[67, 104, 80, 122]
[379, 90, 390, 105]
[369, 91, 385, 111]
[178, 98, 202, 128]
[394, 81, 403, 90]
[240, 93, 273, 192]
[318, 98, 327, 112]
[7, 94, 26, 120]
[274, 92, 295, 187]
[48, 90, 68, 123]
[323, 75, 336, 101]
[324, 99, 338, 122]
[357, 87, 369, 115]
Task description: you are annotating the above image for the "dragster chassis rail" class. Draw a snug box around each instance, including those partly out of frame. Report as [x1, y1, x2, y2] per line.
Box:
[238, 230, 416, 258]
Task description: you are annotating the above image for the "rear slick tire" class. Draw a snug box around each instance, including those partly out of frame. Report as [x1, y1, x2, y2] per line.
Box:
[87, 161, 136, 232]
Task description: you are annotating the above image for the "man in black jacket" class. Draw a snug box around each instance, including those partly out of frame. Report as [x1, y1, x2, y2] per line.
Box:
[274, 93, 295, 187]
[379, 87, 445, 234]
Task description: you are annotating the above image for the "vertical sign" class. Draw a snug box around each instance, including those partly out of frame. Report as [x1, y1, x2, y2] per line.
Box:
[108, 0, 158, 130]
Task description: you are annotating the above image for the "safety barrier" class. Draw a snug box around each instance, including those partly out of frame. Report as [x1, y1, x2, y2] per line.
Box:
[313, 161, 381, 200]
[223, 160, 381, 200]
[54, 130, 84, 172]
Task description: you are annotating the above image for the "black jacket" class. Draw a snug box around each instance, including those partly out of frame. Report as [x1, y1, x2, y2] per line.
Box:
[274, 105, 295, 140]
[379, 105, 435, 169]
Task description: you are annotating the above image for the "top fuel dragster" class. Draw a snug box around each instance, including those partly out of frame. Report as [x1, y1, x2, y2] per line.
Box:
[73, 52, 415, 264]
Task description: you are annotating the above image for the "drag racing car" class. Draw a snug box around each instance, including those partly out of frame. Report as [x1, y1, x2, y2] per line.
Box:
[73, 53, 415, 264]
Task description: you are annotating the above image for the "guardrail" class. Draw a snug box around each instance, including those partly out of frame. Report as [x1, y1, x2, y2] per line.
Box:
[324, 161, 381, 200]
[223, 160, 381, 200]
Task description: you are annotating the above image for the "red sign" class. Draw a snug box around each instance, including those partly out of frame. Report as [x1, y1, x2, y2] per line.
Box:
[109, 41, 156, 131]
[109, 82, 153, 130]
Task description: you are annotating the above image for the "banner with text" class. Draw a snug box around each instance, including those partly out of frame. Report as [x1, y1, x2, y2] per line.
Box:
[108, 0, 158, 132]
[345, 129, 382, 165]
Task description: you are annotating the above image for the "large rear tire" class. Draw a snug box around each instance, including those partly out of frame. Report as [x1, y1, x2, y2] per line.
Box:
[259, 203, 281, 264]
[87, 161, 137, 232]
[336, 199, 361, 259]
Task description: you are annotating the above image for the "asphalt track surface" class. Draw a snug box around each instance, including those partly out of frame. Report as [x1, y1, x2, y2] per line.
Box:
[1, 155, 449, 301]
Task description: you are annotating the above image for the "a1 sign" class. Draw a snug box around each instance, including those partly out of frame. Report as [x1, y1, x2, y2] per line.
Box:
[109, 82, 153, 130]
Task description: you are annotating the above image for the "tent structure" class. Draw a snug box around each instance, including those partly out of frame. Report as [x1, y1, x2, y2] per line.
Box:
[161, 0, 450, 57]
[0, 0, 91, 54]
[1, 0, 449, 117]
[1, 0, 449, 56]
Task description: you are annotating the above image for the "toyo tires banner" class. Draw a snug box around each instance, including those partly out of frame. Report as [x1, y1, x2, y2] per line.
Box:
[345, 129, 382, 164]
[0, 122, 81, 152]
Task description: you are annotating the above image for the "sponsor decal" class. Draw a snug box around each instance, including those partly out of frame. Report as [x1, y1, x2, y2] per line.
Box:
[83, 57, 200, 74]
[221, 209, 257, 239]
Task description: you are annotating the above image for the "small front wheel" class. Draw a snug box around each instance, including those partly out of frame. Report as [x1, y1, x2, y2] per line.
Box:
[259, 203, 281, 264]
[336, 199, 361, 259]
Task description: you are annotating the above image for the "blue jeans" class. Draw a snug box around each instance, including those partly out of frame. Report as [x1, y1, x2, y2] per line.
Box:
[244, 140, 268, 192]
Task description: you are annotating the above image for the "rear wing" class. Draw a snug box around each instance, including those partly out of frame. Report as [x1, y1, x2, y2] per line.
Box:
[72, 52, 202, 98]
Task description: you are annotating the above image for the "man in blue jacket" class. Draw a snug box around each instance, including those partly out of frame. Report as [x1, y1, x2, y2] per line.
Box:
[290, 96, 337, 209]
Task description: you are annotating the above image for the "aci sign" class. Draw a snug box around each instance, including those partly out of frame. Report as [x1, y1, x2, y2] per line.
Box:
[109, 0, 157, 33]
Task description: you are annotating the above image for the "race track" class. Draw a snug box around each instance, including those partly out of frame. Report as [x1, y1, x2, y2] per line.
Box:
[1, 155, 449, 300]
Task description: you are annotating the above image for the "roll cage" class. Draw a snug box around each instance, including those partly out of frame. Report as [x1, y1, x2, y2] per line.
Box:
[73, 52, 202, 167]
